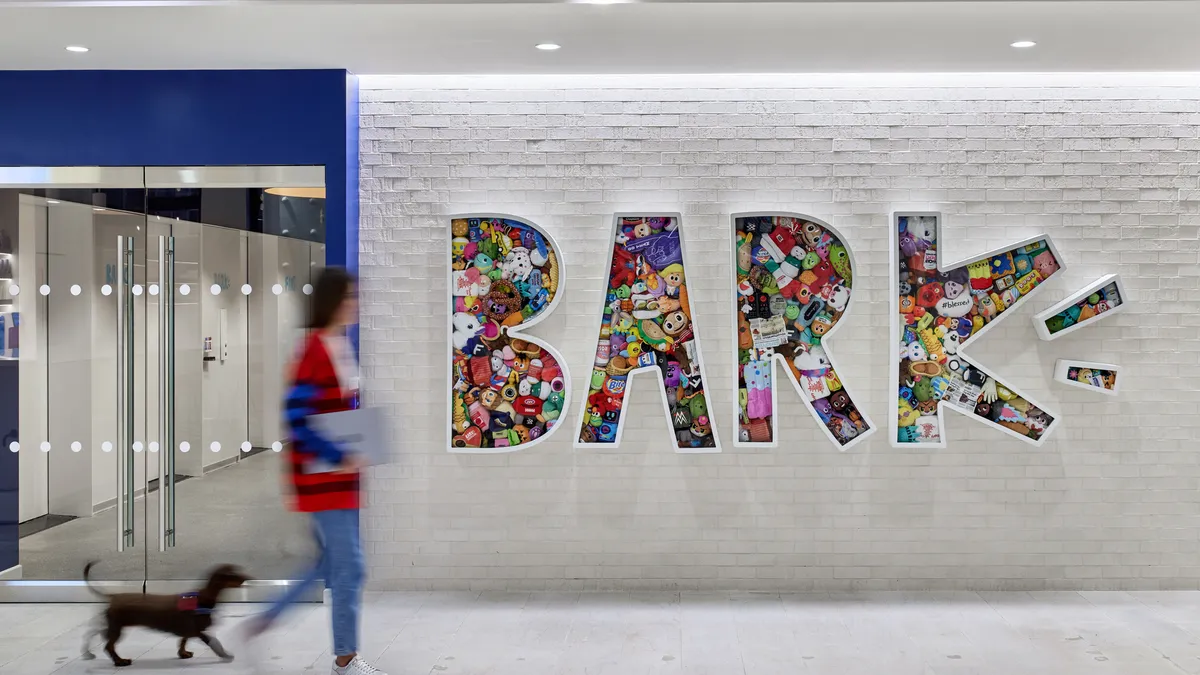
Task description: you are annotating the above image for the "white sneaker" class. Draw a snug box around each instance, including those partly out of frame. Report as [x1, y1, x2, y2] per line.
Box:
[332, 656, 388, 675]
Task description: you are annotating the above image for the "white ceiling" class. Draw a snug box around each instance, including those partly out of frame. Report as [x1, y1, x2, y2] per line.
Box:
[1, 1, 1199, 73]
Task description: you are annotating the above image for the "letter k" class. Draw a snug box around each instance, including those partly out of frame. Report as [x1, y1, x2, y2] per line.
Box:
[892, 212, 1062, 447]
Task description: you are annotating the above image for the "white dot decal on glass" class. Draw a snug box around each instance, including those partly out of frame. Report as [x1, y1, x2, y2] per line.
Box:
[179, 284, 191, 296]
[241, 284, 252, 296]
[149, 441, 159, 453]
[8, 442, 17, 453]
[149, 284, 159, 296]
[8, 284, 19, 296]
[133, 441, 143, 453]
[39, 284, 50, 296]
[70, 284, 81, 296]
[302, 284, 313, 295]
[240, 442, 252, 453]
[132, 284, 143, 296]
[180, 441, 190, 453]
[210, 284, 221, 296]
[272, 284, 283, 296]
[210, 441, 221, 452]
[71, 441, 82, 453]
[40, 441, 50, 452]
[101, 284, 112, 296]
[271, 441, 283, 452]
[102, 441, 113, 453]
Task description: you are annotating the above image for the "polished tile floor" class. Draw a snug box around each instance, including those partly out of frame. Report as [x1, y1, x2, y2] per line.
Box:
[4, 591, 1200, 674]
[19, 452, 310, 581]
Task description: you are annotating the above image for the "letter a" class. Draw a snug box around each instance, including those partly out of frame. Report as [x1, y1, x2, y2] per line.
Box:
[733, 214, 875, 450]
[448, 215, 571, 452]
[892, 212, 1062, 447]
[576, 214, 719, 452]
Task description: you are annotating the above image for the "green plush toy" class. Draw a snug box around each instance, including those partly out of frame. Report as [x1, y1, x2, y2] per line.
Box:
[912, 378, 933, 403]
[477, 239, 499, 260]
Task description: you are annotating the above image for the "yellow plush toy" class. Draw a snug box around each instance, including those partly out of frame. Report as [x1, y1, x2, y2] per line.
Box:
[919, 328, 945, 362]
[968, 260, 991, 286]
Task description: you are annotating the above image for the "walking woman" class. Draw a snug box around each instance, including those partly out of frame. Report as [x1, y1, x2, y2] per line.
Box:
[248, 267, 385, 675]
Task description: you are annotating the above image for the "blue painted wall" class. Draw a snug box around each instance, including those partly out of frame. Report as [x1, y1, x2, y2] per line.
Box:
[0, 69, 360, 573]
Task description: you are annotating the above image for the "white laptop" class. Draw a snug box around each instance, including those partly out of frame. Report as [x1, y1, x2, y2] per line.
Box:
[306, 407, 390, 470]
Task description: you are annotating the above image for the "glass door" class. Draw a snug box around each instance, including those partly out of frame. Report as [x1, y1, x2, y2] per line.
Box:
[143, 167, 325, 598]
[0, 168, 152, 598]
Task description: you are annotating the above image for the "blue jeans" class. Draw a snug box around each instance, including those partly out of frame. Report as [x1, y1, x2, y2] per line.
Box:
[262, 509, 364, 656]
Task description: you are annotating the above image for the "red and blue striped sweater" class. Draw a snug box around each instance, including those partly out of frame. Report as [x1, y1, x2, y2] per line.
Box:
[286, 331, 360, 512]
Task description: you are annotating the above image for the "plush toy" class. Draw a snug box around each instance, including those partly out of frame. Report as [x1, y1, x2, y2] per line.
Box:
[990, 253, 1015, 278]
[609, 245, 636, 289]
[452, 312, 484, 351]
[828, 244, 852, 283]
[968, 260, 993, 291]
[793, 345, 832, 372]
[744, 360, 772, 419]
[909, 216, 937, 246]
[827, 284, 850, 312]
[1033, 251, 1059, 279]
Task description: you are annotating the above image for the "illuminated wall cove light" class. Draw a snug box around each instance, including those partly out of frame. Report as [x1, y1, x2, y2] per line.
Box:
[65, 45, 89, 53]
[535, 43, 561, 51]
[1011, 41, 1037, 48]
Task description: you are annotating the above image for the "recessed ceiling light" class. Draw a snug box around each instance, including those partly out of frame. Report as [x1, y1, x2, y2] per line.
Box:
[65, 45, 89, 53]
[1010, 40, 1037, 49]
[535, 43, 561, 51]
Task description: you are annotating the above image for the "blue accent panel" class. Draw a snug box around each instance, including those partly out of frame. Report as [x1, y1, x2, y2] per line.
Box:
[344, 73, 362, 353]
[0, 69, 358, 270]
[0, 68, 360, 572]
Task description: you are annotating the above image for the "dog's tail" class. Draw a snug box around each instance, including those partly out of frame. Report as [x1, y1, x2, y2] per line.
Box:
[82, 561, 108, 600]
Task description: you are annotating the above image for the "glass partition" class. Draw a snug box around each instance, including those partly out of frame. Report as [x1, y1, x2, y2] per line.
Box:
[0, 166, 328, 600]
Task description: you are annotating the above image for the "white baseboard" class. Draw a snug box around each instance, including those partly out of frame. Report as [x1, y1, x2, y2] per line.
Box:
[0, 565, 23, 580]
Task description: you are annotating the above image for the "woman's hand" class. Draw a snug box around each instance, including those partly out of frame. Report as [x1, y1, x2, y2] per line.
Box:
[334, 453, 366, 474]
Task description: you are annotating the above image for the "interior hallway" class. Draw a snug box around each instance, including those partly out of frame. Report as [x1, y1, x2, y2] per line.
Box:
[4, 590, 1200, 674]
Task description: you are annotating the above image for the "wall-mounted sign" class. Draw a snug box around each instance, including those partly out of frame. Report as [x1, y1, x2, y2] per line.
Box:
[445, 211, 1123, 452]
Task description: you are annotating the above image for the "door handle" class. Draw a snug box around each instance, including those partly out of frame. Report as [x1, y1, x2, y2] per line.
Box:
[158, 236, 177, 550]
[116, 236, 135, 551]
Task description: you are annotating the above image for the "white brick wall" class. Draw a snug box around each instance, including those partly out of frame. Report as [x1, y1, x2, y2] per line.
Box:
[357, 74, 1200, 591]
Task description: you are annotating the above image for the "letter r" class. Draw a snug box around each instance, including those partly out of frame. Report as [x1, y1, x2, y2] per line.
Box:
[733, 213, 875, 449]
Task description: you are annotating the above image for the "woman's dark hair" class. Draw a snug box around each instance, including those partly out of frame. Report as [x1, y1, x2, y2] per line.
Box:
[307, 267, 356, 330]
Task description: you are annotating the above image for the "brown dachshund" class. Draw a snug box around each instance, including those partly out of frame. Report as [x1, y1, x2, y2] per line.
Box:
[81, 560, 250, 667]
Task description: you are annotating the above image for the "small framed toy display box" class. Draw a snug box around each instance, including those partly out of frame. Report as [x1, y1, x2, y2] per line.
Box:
[1032, 273, 1127, 341]
[1053, 359, 1121, 396]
